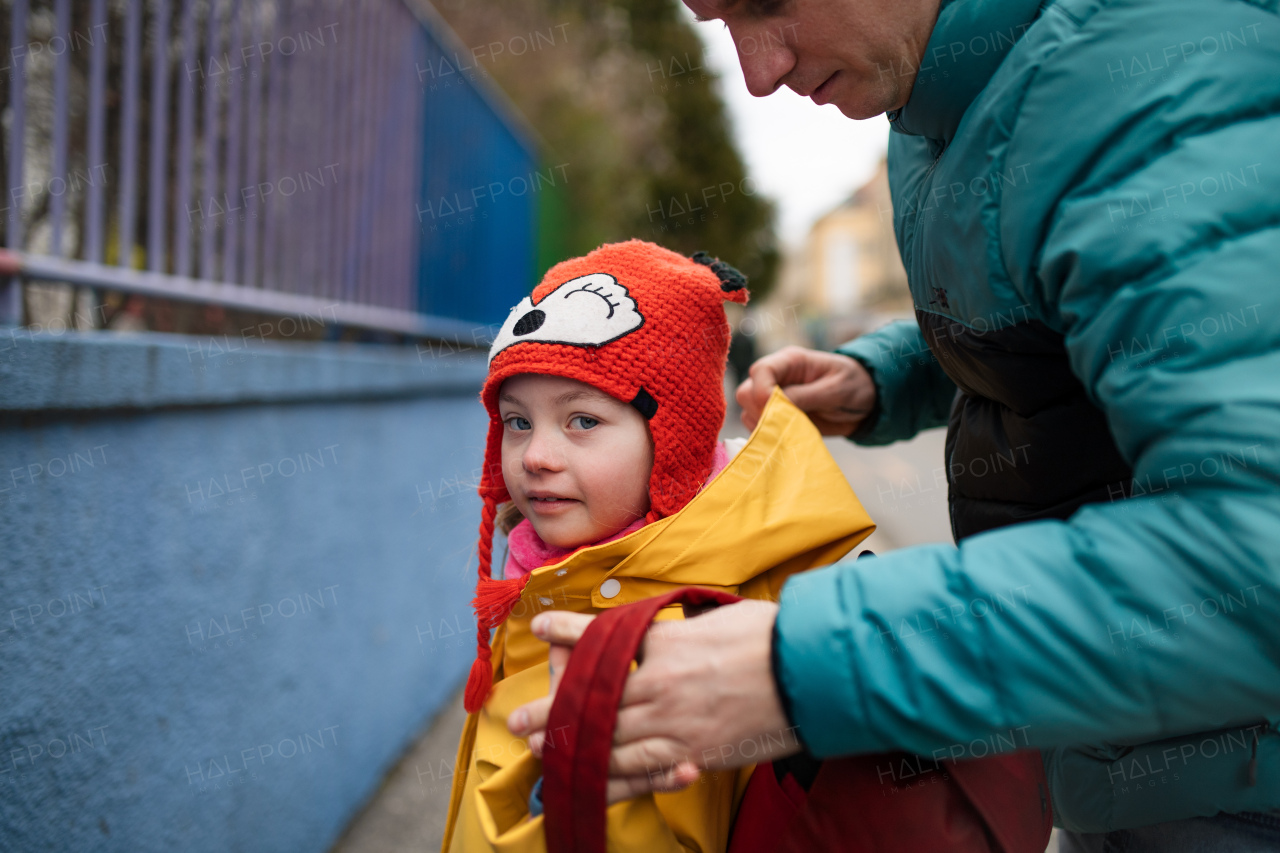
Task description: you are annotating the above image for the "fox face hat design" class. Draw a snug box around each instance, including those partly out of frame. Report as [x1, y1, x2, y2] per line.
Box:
[464, 239, 749, 712]
[488, 273, 645, 360]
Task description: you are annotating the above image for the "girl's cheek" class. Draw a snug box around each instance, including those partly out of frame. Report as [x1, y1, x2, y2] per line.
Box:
[500, 447, 521, 482]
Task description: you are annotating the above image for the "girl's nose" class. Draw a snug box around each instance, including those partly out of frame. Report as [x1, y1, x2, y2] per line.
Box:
[522, 428, 566, 473]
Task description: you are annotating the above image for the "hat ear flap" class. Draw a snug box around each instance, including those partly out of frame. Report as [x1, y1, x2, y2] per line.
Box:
[691, 251, 749, 304]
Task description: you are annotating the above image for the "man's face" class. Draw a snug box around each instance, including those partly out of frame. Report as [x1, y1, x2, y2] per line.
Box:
[683, 0, 941, 119]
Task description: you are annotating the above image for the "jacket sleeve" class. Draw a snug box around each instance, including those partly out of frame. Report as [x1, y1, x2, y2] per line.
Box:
[835, 320, 956, 445]
[772, 77, 1280, 809]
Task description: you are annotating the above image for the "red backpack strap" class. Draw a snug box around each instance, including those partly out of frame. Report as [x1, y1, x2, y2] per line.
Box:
[541, 587, 744, 853]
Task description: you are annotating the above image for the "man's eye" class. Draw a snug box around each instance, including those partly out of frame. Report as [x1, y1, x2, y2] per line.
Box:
[571, 416, 599, 430]
[749, 0, 791, 16]
[506, 417, 531, 431]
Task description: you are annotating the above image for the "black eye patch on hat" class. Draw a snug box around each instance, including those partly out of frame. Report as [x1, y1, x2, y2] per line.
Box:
[630, 387, 659, 420]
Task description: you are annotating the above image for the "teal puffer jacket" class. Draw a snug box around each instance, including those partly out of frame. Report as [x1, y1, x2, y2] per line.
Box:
[773, 0, 1280, 833]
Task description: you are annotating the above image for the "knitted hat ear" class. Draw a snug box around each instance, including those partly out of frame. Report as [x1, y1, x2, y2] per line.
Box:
[691, 251, 749, 304]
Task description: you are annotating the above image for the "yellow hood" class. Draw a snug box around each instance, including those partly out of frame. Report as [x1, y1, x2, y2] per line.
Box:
[444, 388, 874, 853]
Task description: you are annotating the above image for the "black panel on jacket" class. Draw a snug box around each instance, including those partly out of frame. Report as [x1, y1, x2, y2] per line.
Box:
[916, 310, 1133, 541]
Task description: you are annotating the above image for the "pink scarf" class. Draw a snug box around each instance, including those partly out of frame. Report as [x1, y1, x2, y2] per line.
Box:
[503, 440, 733, 581]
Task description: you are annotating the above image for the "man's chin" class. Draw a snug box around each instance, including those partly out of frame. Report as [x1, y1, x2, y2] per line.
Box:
[831, 90, 897, 120]
[828, 76, 906, 120]
[835, 101, 883, 120]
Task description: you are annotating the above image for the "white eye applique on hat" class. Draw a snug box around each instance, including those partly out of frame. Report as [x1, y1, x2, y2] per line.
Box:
[488, 273, 645, 364]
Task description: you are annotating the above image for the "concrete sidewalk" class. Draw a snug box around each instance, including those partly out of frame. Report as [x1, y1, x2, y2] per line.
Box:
[329, 689, 468, 853]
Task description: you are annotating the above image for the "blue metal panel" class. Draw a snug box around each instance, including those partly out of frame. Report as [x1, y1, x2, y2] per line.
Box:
[415, 28, 538, 333]
[0, 334, 487, 852]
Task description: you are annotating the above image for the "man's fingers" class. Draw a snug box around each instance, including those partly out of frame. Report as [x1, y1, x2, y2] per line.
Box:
[739, 347, 875, 430]
[736, 367, 775, 431]
[527, 721, 571, 758]
[742, 346, 816, 417]
[517, 625, 678, 761]
[605, 775, 656, 805]
[548, 644, 570, 694]
[745, 352, 789, 400]
[606, 736, 695, 779]
[530, 610, 595, 646]
[734, 377, 762, 430]
[510, 613, 591, 754]
[605, 762, 698, 805]
[508, 695, 551, 741]
[784, 375, 871, 424]
[671, 761, 701, 788]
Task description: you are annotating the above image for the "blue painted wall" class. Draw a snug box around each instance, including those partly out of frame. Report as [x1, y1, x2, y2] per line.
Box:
[0, 331, 490, 851]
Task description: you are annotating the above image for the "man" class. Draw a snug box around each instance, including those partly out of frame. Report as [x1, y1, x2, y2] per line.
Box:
[507, 0, 1280, 847]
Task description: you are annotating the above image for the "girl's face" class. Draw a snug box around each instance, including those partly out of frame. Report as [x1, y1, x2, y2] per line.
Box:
[498, 374, 653, 549]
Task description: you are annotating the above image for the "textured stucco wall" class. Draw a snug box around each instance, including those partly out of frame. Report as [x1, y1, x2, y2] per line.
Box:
[0, 331, 490, 851]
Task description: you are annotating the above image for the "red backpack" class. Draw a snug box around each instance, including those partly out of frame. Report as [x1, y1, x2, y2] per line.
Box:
[542, 587, 1053, 853]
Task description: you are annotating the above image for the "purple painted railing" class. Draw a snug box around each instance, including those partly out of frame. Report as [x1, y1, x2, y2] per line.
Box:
[0, 0, 536, 338]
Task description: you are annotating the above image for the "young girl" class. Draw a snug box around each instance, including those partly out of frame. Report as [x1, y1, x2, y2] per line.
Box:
[442, 239, 875, 853]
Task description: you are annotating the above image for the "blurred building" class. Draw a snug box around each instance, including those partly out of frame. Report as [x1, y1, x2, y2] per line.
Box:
[759, 159, 914, 353]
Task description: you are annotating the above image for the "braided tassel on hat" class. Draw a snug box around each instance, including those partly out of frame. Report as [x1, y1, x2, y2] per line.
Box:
[464, 497, 531, 713]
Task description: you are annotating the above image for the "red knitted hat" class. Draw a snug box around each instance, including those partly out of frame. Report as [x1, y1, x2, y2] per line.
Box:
[464, 239, 749, 712]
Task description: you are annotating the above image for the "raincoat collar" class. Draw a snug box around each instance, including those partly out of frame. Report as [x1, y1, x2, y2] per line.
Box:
[498, 388, 875, 676]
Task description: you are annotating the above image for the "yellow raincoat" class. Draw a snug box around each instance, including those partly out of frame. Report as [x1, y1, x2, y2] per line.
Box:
[442, 388, 875, 853]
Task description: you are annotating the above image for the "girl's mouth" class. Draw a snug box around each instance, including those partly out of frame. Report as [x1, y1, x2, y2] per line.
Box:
[528, 496, 578, 514]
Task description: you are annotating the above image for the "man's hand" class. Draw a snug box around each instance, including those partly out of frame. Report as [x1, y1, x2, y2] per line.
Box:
[507, 600, 802, 804]
[736, 345, 876, 435]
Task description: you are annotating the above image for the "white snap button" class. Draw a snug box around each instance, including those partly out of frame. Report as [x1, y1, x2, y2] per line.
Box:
[538, 597, 553, 606]
[555, 569, 567, 577]
[600, 578, 621, 599]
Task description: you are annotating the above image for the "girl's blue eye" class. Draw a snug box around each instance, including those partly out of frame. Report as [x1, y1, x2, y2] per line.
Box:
[572, 416, 599, 430]
[507, 416, 531, 431]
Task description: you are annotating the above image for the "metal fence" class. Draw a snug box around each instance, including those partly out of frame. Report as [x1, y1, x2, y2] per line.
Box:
[0, 0, 540, 338]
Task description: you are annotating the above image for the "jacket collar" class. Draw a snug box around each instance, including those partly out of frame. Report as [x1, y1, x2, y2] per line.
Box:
[888, 0, 1045, 143]
[520, 387, 872, 599]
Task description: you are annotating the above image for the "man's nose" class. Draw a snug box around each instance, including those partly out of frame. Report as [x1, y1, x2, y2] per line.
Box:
[731, 21, 797, 98]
